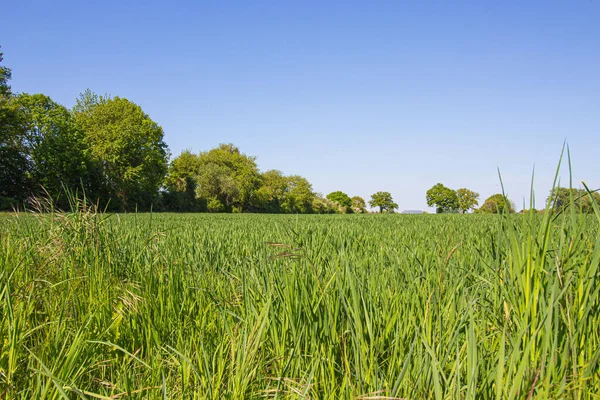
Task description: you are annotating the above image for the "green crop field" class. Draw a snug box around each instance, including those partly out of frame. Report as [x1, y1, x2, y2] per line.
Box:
[1, 207, 599, 399]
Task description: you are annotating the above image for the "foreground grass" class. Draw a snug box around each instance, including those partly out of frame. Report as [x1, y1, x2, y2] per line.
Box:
[0, 207, 599, 398]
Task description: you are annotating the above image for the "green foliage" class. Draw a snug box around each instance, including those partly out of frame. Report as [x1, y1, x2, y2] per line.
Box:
[8, 94, 93, 203]
[326, 191, 352, 210]
[72, 88, 104, 115]
[426, 183, 459, 213]
[281, 175, 315, 213]
[194, 144, 261, 212]
[0, 49, 392, 215]
[163, 150, 320, 214]
[369, 191, 398, 213]
[252, 169, 289, 212]
[74, 95, 169, 211]
[207, 196, 225, 212]
[351, 196, 367, 213]
[161, 150, 204, 211]
[0, 49, 29, 201]
[477, 193, 516, 214]
[0, 196, 20, 211]
[311, 194, 338, 214]
[165, 150, 201, 192]
[0, 46, 11, 98]
[548, 187, 600, 214]
[456, 188, 480, 213]
[0, 114, 29, 200]
[326, 190, 354, 214]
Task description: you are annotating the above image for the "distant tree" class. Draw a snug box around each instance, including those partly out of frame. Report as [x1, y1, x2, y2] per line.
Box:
[194, 144, 261, 212]
[548, 187, 600, 214]
[162, 150, 204, 211]
[207, 196, 225, 213]
[456, 188, 480, 213]
[165, 150, 201, 192]
[0, 46, 11, 98]
[72, 88, 105, 115]
[311, 194, 337, 214]
[369, 191, 398, 213]
[326, 191, 351, 207]
[281, 175, 315, 213]
[351, 196, 367, 213]
[426, 183, 459, 213]
[8, 94, 93, 203]
[251, 169, 289, 212]
[477, 194, 515, 214]
[587, 191, 600, 213]
[549, 187, 576, 212]
[74, 94, 170, 210]
[326, 191, 352, 213]
[0, 48, 30, 204]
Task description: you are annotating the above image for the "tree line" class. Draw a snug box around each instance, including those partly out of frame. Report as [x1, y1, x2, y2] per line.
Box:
[1, 47, 597, 214]
[0, 47, 383, 213]
[425, 183, 599, 214]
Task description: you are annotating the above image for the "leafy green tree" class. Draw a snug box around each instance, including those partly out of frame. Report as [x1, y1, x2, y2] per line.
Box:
[72, 88, 104, 115]
[161, 150, 206, 212]
[0, 46, 11, 98]
[161, 150, 204, 211]
[0, 126, 29, 202]
[281, 175, 315, 213]
[195, 144, 261, 212]
[326, 191, 352, 213]
[456, 188, 480, 214]
[252, 169, 288, 212]
[9, 94, 93, 203]
[369, 191, 398, 213]
[207, 196, 225, 212]
[165, 150, 201, 192]
[549, 187, 577, 212]
[548, 187, 600, 214]
[351, 196, 367, 213]
[74, 94, 169, 210]
[311, 194, 337, 214]
[585, 191, 600, 213]
[0, 48, 30, 204]
[477, 194, 515, 214]
[426, 183, 459, 213]
[326, 191, 351, 208]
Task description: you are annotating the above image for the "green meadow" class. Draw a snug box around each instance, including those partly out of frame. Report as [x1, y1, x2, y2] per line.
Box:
[1, 208, 599, 399]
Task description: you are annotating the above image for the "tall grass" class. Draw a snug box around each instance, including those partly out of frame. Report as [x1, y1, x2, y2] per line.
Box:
[0, 193, 599, 398]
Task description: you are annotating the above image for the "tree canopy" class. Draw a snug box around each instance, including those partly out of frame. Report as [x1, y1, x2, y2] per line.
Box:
[0, 47, 11, 98]
[456, 188, 480, 213]
[548, 187, 600, 214]
[326, 191, 352, 213]
[426, 183, 459, 213]
[476, 194, 515, 214]
[163, 149, 325, 214]
[0, 50, 29, 203]
[10, 94, 92, 201]
[192, 144, 262, 212]
[281, 175, 315, 213]
[351, 196, 367, 214]
[73, 95, 169, 210]
[5, 47, 593, 216]
[369, 191, 398, 213]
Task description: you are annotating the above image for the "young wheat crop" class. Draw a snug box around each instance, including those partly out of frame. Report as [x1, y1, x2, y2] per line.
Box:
[0, 199, 599, 398]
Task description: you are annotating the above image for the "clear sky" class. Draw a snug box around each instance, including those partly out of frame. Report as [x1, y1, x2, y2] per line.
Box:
[2, 1, 598, 211]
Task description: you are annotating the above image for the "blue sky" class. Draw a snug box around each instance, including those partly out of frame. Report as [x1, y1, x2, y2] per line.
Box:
[2, 1, 598, 211]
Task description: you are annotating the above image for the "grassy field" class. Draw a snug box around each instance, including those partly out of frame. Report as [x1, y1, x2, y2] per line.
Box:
[0, 206, 599, 398]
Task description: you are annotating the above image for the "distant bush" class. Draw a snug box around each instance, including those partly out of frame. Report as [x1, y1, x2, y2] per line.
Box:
[0, 196, 19, 211]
